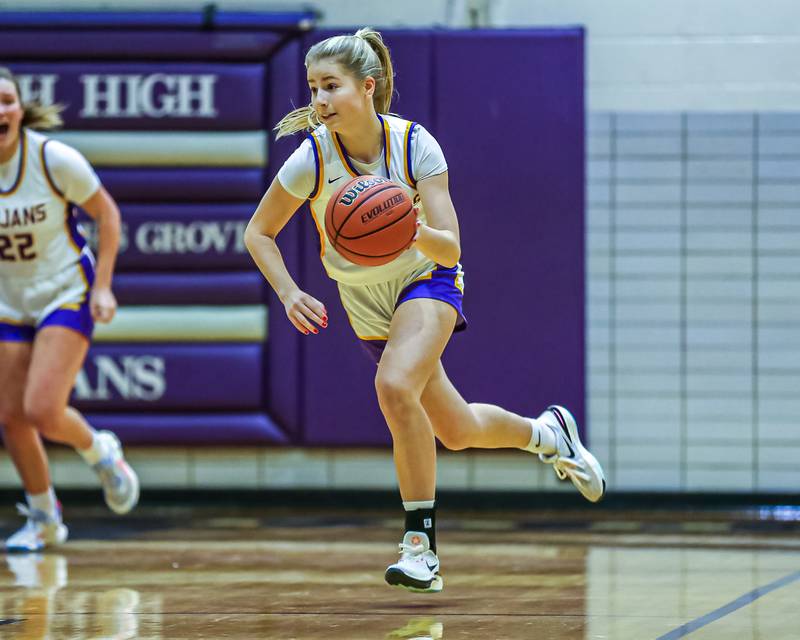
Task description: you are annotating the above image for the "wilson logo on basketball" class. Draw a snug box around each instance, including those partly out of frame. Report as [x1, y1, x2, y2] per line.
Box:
[361, 193, 405, 224]
[325, 174, 416, 267]
[338, 177, 389, 206]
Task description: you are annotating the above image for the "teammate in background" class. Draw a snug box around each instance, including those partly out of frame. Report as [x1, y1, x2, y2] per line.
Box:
[0, 67, 139, 552]
[245, 29, 606, 592]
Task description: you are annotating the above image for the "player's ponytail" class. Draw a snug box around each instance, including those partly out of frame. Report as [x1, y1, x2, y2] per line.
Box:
[353, 28, 394, 116]
[275, 27, 396, 138]
[0, 67, 64, 131]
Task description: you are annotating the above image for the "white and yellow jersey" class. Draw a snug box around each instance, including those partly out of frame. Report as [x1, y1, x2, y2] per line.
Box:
[0, 129, 97, 279]
[278, 114, 448, 285]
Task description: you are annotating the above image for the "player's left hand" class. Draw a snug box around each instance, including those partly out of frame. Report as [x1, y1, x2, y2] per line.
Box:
[90, 287, 117, 323]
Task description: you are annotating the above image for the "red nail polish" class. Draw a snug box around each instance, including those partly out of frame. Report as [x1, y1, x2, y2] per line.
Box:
[313, 328, 318, 334]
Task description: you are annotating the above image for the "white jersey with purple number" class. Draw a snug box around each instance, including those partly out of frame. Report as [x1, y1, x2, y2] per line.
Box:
[278, 114, 448, 285]
[0, 129, 95, 279]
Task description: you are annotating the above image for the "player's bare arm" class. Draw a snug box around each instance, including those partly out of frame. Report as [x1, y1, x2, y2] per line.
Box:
[80, 186, 120, 323]
[244, 177, 328, 335]
[413, 171, 461, 268]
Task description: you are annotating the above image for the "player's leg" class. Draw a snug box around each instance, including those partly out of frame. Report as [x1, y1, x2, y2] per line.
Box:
[24, 326, 139, 515]
[376, 298, 455, 592]
[0, 338, 68, 551]
[420, 362, 606, 502]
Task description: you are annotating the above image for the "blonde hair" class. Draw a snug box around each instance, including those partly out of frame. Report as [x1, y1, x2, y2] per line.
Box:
[275, 28, 395, 139]
[0, 66, 64, 131]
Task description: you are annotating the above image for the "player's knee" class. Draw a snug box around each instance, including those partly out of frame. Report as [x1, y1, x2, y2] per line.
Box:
[23, 398, 62, 437]
[374, 371, 417, 417]
[0, 402, 26, 430]
[436, 428, 471, 451]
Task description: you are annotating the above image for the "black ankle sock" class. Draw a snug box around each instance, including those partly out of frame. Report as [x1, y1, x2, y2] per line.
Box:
[405, 506, 437, 553]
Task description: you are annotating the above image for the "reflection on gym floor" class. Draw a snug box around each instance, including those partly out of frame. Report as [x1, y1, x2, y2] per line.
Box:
[0, 505, 798, 639]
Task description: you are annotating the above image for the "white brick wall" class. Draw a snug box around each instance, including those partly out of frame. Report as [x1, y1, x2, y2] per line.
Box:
[588, 112, 800, 492]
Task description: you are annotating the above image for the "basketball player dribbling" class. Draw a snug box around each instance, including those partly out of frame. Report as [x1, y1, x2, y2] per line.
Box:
[0, 67, 139, 552]
[245, 29, 606, 592]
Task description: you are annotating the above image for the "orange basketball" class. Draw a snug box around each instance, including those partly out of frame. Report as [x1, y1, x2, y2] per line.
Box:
[324, 175, 416, 266]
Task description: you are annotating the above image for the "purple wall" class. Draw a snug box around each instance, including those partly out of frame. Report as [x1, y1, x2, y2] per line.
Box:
[0, 17, 585, 448]
[295, 29, 585, 446]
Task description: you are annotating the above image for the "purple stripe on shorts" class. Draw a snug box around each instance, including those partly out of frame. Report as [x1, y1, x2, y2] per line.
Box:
[396, 264, 467, 330]
[0, 322, 35, 342]
[39, 305, 94, 340]
[359, 263, 467, 365]
[39, 257, 96, 339]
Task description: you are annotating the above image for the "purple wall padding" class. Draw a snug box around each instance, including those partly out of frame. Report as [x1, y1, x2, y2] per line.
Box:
[84, 413, 288, 446]
[297, 29, 586, 446]
[79, 204, 257, 270]
[437, 31, 586, 432]
[71, 344, 264, 410]
[8, 63, 266, 130]
[0, 31, 285, 61]
[114, 271, 266, 305]
[96, 168, 265, 202]
[264, 38, 305, 439]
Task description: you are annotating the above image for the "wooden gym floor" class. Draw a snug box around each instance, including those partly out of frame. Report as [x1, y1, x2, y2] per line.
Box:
[0, 500, 798, 639]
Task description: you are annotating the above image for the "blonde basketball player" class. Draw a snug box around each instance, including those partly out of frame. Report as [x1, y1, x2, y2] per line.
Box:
[245, 29, 605, 592]
[0, 67, 139, 552]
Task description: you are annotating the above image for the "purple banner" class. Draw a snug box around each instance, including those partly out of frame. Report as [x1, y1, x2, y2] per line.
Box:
[8, 63, 266, 131]
[71, 344, 264, 410]
[80, 204, 255, 270]
[96, 168, 265, 202]
[84, 413, 288, 446]
[114, 271, 266, 305]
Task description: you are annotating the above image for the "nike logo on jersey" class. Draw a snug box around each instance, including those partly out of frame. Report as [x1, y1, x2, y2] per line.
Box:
[327, 176, 344, 184]
[425, 561, 438, 571]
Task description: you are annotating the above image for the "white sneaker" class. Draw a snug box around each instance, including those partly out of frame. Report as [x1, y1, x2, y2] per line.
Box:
[93, 430, 140, 515]
[538, 405, 607, 502]
[384, 531, 443, 593]
[5, 504, 68, 553]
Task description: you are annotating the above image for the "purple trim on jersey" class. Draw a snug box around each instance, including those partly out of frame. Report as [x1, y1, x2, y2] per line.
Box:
[305, 132, 321, 200]
[0, 322, 35, 342]
[405, 122, 418, 187]
[40, 138, 66, 198]
[0, 130, 25, 196]
[359, 263, 467, 365]
[334, 132, 362, 177]
[78, 253, 96, 293]
[377, 114, 391, 176]
[66, 205, 88, 252]
[335, 114, 390, 177]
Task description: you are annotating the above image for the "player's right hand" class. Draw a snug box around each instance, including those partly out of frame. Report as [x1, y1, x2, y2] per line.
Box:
[282, 289, 327, 335]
